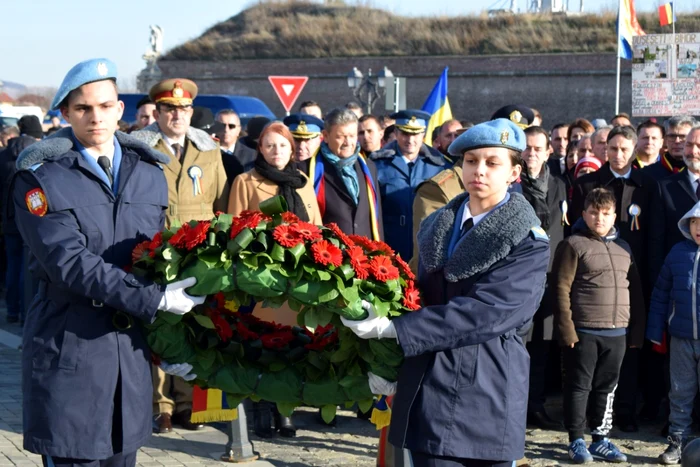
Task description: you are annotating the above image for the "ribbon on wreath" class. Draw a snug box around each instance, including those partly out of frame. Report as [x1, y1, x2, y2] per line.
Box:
[191, 386, 238, 423]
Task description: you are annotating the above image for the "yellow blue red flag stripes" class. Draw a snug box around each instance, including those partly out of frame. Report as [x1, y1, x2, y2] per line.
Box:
[659, 2, 675, 26]
[421, 67, 453, 146]
[618, 0, 645, 60]
[191, 386, 238, 423]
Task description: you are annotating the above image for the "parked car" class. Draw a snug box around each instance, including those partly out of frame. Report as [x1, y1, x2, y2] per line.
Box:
[119, 93, 277, 128]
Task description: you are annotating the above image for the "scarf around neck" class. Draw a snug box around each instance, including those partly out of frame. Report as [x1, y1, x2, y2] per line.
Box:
[254, 154, 310, 221]
[320, 142, 360, 205]
[521, 162, 551, 230]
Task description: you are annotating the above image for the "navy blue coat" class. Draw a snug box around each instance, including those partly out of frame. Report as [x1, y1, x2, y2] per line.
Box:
[371, 141, 446, 260]
[390, 192, 549, 461]
[13, 128, 168, 459]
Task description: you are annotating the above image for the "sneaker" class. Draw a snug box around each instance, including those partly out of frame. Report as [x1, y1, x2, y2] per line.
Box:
[658, 435, 683, 465]
[589, 438, 627, 463]
[567, 438, 593, 464]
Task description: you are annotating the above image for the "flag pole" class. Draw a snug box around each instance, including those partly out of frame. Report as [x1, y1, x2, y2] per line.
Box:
[615, 0, 622, 115]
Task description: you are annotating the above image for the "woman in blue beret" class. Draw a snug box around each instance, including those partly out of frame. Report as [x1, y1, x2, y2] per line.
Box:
[343, 119, 550, 466]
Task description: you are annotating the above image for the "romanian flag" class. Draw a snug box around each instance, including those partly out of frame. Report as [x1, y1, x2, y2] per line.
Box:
[618, 0, 645, 60]
[191, 386, 238, 423]
[659, 2, 676, 26]
[421, 67, 453, 147]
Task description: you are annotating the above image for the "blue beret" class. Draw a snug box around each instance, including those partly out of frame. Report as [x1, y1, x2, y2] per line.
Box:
[447, 118, 526, 157]
[283, 113, 324, 139]
[51, 58, 118, 110]
[390, 109, 432, 134]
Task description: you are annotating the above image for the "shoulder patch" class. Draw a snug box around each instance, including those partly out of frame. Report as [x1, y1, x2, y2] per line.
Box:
[25, 188, 48, 216]
[530, 226, 549, 242]
[434, 169, 457, 186]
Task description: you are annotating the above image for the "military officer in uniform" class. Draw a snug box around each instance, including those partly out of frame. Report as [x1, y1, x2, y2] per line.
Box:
[132, 78, 229, 433]
[283, 113, 324, 162]
[370, 110, 447, 261]
[13, 58, 204, 467]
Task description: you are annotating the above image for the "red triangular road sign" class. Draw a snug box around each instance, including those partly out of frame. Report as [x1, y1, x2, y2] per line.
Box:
[268, 76, 309, 112]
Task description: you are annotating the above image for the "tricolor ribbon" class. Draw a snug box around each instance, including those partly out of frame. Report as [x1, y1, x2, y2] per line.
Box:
[661, 153, 685, 174]
[628, 203, 641, 231]
[561, 200, 570, 226]
[188, 166, 204, 197]
[191, 386, 238, 423]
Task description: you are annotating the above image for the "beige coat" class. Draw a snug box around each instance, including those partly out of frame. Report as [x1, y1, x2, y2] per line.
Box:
[228, 168, 322, 326]
[131, 123, 230, 226]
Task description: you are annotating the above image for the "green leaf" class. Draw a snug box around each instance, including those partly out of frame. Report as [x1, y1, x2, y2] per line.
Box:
[321, 405, 337, 424]
[270, 243, 286, 262]
[337, 263, 355, 281]
[225, 393, 245, 409]
[193, 315, 216, 330]
[161, 246, 182, 263]
[276, 402, 297, 417]
[197, 348, 216, 371]
[250, 231, 269, 254]
[358, 399, 374, 414]
[157, 311, 183, 326]
[228, 229, 255, 254]
[286, 243, 306, 268]
[373, 300, 391, 318]
[215, 214, 233, 232]
[316, 309, 332, 327]
[259, 195, 288, 215]
[304, 308, 319, 330]
[235, 264, 288, 298]
[317, 270, 332, 281]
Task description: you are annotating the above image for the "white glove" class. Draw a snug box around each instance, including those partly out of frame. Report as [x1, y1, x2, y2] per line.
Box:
[160, 361, 197, 381]
[368, 372, 397, 396]
[158, 277, 206, 315]
[340, 300, 396, 340]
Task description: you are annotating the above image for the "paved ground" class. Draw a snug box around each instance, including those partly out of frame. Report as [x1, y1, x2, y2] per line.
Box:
[0, 313, 679, 466]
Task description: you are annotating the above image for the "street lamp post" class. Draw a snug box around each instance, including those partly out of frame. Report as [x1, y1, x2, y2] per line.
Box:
[347, 66, 393, 115]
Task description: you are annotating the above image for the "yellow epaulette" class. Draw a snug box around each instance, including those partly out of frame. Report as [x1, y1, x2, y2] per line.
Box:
[432, 168, 457, 186]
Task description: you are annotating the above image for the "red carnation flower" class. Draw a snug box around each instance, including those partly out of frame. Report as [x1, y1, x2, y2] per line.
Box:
[293, 222, 323, 241]
[132, 240, 150, 264]
[311, 240, 343, 267]
[273, 224, 304, 248]
[184, 221, 211, 250]
[402, 280, 422, 311]
[369, 255, 400, 282]
[261, 330, 295, 349]
[394, 254, 416, 280]
[207, 311, 233, 342]
[372, 240, 395, 256]
[236, 322, 260, 341]
[213, 292, 226, 310]
[169, 223, 191, 248]
[325, 222, 355, 247]
[149, 232, 163, 254]
[281, 212, 300, 223]
[346, 246, 370, 280]
[348, 234, 375, 251]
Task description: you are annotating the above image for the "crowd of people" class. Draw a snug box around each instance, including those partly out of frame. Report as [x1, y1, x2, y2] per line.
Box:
[5, 57, 700, 466]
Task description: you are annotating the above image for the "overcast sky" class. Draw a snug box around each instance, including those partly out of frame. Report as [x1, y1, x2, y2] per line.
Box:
[1, 0, 697, 88]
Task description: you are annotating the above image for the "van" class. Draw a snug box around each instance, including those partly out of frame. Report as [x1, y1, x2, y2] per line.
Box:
[119, 93, 277, 128]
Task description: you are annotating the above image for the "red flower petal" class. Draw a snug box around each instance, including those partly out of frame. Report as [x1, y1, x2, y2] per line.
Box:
[325, 222, 356, 247]
[346, 246, 369, 280]
[184, 221, 211, 250]
[369, 255, 400, 282]
[394, 254, 416, 280]
[273, 224, 304, 248]
[168, 224, 191, 248]
[402, 280, 422, 311]
[293, 222, 323, 241]
[132, 240, 150, 264]
[311, 240, 343, 267]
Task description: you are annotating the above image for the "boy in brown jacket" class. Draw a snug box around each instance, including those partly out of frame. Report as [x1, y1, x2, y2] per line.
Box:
[552, 188, 645, 464]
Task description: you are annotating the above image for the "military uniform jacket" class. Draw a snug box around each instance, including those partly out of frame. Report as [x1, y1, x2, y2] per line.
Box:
[409, 162, 465, 272]
[390, 193, 549, 461]
[12, 128, 168, 459]
[131, 123, 229, 226]
[370, 141, 446, 260]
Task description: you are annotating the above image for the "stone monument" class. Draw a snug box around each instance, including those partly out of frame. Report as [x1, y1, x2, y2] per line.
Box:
[137, 25, 164, 93]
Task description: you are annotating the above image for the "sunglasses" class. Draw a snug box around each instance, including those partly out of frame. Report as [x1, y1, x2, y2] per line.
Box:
[222, 123, 238, 130]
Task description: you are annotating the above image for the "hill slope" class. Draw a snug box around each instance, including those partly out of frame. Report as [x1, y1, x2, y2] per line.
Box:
[163, 1, 700, 61]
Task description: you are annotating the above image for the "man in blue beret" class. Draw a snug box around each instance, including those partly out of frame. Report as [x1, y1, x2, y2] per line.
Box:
[284, 113, 324, 162]
[13, 58, 204, 466]
[370, 109, 448, 261]
[343, 117, 549, 466]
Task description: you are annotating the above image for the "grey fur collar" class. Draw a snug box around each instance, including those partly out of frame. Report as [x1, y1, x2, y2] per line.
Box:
[417, 192, 540, 282]
[130, 122, 218, 152]
[370, 141, 444, 166]
[16, 127, 169, 171]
